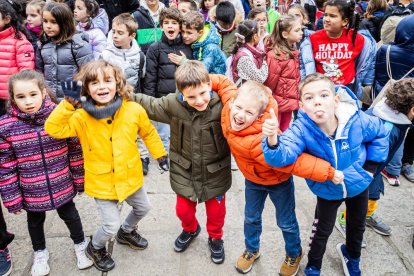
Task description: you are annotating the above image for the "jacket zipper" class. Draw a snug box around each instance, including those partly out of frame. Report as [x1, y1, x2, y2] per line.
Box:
[37, 130, 55, 209]
[330, 138, 347, 199]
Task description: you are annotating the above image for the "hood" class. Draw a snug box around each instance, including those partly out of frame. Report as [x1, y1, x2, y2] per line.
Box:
[105, 38, 141, 57]
[395, 14, 414, 50]
[192, 22, 221, 49]
[92, 8, 109, 35]
[372, 97, 412, 125]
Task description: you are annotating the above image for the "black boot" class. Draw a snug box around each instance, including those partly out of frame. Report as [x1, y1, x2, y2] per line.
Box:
[85, 239, 115, 272]
[116, 227, 148, 250]
[208, 238, 225, 264]
[141, 157, 150, 175]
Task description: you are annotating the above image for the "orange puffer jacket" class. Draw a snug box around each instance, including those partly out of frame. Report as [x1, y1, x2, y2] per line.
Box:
[221, 91, 336, 185]
[0, 27, 35, 99]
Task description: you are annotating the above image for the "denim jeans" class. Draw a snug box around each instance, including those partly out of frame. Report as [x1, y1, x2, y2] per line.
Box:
[386, 142, 404, 176]
[152, 121, 170, 152]
[244, 178, 301, 257]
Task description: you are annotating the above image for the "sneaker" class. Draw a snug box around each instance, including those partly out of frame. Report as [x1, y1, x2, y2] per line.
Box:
[402, 163, 414, 182]
[336, 243, 361, 276]
[208, 238, 225, 264]
[366, 213, 392, 236]
[74, 239, 93, 269]
[381, 169, 400, 186]
[141, 157, 150, 176]
[31, 249, 50, 276]
[174, 224, 201, 253]
[304, 265, 321, 276]
[279, 249, 303, 276]
[85, 239, 115, 272]
[116, 227, 148, 250]
[335, 213, 367, 248]
[235, 250, 260, 274]
[0, 248, 12, 276]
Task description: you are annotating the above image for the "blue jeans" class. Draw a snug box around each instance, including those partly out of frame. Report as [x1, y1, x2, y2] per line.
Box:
[244, 178, 301, 257]
[386, 142, 404, 176]
[153, 121, 170, 152]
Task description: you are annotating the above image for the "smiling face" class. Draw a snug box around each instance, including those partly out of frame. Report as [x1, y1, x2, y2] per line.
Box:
[12, 80, 45, 114]
[161, 18, 180, 40]
[181, 83, 212, 111]
[323, 5, 349, 38]
[26, 5, 42, 27]
[74, 0, 89, 23]
[87, 67, 117, 106]
[181, 25, 203, 44]
[230, 92, 263, 131]
[42, 11, 60, 38]
[111, 22, 135, 49]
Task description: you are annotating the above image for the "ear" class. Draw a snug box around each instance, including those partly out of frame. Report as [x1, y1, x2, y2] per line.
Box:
[42, 88, 47, 99]
[282, 30, 288, 39]
[198, 29, 204, 36]
[3, 15, 11, 25]
[299, 101, 303, 108]
[333, 94, 340, 108]
[131, 32, 136, 39]
[342, 18, 349, 27]
[407, 106, 414, 121]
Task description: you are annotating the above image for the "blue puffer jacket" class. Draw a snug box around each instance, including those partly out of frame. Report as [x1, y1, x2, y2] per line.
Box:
[192, 22, 227, 74]
[299, 28, 315, 79]
[374, 14, 414, 96]
[262, 85, 389, 200]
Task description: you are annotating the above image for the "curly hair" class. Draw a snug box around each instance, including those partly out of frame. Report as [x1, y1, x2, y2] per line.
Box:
[182, 10, 204, 31]
[385, 78, 414, 116]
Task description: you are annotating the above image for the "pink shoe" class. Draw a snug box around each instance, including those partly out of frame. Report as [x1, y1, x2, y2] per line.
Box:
[381, 169, 400, 186]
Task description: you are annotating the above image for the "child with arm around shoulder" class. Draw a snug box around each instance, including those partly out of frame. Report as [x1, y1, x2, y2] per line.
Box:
[0, 70, 93, 276]
[44, 60, 168, 272]
[262, 73, 389, 276]
[134, 61, 237, 264]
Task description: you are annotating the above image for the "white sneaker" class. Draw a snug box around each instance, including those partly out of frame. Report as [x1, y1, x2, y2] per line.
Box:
[74, 239, 93, 269]
[31, 249, 50, 276]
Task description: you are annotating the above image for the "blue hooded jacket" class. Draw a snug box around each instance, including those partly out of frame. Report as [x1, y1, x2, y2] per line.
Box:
[262, 85, 389, 200]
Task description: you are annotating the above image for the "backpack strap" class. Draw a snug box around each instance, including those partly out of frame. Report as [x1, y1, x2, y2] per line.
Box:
[70, 40, 80, 70]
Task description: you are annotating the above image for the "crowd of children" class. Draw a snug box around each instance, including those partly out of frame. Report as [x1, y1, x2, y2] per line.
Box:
[0, 0, 413, 275]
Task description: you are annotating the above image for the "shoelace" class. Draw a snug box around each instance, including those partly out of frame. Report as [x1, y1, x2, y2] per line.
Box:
[242, 251, 254, 261]
[284, 256, 297, 267]
[96, 248, 111, 259]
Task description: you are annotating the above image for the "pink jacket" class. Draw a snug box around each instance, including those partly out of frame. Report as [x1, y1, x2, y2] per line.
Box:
[0, 27, 35, 99]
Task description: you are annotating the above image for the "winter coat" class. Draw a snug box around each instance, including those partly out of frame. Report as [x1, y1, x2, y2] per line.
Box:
[267, 8, 280, 34]
[262, 85, 389, 200]
[220, 29, 237, 57]
[0, 27, 35, 99]
[230, 44, 267, 84]
[96, 0, 139, 24]
[299, 28, 316, 79]
[221, 91, 336, 185]
[143, 33, 192, 98]
[25, 24, 42, 52]
[91, 8, 109, 35]
[192, 23, 227, 74]
[374, 14, 414, 96]
[101, 39, 145, 88]
[134, 74, 237, 203]
[76, 22, 107, 60]
[45, 99, 167, 202]
[132, 5, 163, 54]
[264, 49, 300, 113]
[359, 11, 385, 42]
[36, 33, 94, 100]
[0, 100, 84, 213]
[378, 3, 414, 44]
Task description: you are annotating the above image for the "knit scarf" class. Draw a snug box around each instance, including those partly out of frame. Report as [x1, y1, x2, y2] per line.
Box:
[82, 95, 122, 119]
[26, 23, 42, 37]
[10, 96, 56, 126]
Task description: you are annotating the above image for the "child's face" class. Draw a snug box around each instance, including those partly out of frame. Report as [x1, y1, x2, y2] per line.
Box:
[230, 92, 263, 131]
[287, 8, 304, 25]
[87, 67, 117, 106]
[178, 2, 192, 15]
[42, 11, 60, 38]
[145, 0, 160, 8]
[74, 0, 89, 23]
[282, 20, 303, 45]
[161, 18, 180, 40]
[26, 5, 42, 27]
[112, 23, 135, 49]
[181, 26, 203, 45]
[0, 13, 11, 31]
[253, 12, 267, 34]
[299, 80, 339, 126]
[252, 0, 266, 9]
[13, 80, 45, 114]
[323, 5, 349, 38]
[204, 0, 215, 10]
[181, 83, 212, 111]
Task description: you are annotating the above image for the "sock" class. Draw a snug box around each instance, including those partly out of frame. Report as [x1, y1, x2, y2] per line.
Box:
[367, 200, 377, 217]
[343, 210, 346, 220]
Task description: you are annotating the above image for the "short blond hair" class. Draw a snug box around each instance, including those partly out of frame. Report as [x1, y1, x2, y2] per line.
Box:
[235, 81, 269, 115]
[112, 13, 138, 35]
[298, 73, 335, 98]
[175, 60, 210, 91]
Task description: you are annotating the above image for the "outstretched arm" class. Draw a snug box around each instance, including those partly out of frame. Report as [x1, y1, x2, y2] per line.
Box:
[210, 74, 238, 106]
[133, 93, 174, 124]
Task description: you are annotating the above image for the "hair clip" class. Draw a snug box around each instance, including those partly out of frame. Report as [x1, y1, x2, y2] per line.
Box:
[235, 32, 246, 43]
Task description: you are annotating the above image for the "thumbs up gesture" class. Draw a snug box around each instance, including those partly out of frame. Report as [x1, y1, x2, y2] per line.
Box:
[262, 108, 279, 146]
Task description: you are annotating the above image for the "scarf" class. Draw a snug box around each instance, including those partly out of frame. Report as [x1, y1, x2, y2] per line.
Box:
[82, 95, 122, 119]
[26, 23, 42, 37]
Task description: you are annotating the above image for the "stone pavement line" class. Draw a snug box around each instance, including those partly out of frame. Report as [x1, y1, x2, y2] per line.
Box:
[385, 236, 414, 273]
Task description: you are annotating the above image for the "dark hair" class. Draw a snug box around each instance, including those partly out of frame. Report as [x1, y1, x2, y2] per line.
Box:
[42, 2, 76, 44]
[233, 20, 258, 54]
[75, 0, 100, 30]
[325, 0, 361, 46]
[182, 10, 204, 31]
[247, 7, 267, 20]
[298, 73, 335, 98]
[160, 7, 182, 26]
[315, 0, 326, 9]
[386, 78, 414, 116]
[266, 14, 298, 58]
[215, 1, 236, 25]
[0, 0, 28, 39]
[179, 0, 198, 11]
[200, 0, 218, 11]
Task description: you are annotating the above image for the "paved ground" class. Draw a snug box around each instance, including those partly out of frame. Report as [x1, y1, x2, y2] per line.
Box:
[4, 161, 414, 276]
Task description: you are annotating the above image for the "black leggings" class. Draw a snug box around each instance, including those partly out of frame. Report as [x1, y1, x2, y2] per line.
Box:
[307, 189, 368, 269]
[402, 128, 414, 165]
[0, 207, 14, 250]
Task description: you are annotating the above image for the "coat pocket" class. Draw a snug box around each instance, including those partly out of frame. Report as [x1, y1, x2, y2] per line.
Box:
[206, 155, 231, 173]
[84, 162, 112, 174]
[170, 151, 191, 170]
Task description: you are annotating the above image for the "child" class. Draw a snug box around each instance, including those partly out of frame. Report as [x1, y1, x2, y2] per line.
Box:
[264, 15, 303, 131]
[0, 70, 93, 276]
[36, 2, 93, 100]
[229, 20, 268, 85]
[0, 0, 35, 113]
[200, 0, 218, 21]
[287, 4, 314, 31]
[178, 0, 198, 15]
[73, 0, 108, 59]
[171, 11, 227, 74]
[262, 73, 389, 276]
[133, 60, 237, 265]
[250, 0, 280, 33]
[247, 8, 268, 50]
[215, 1, 238, 56]
[44, 60, 168, 272]
[359, 0, 387, 42]
[25, 0, 45, 51]
[221, 81, 341, 275]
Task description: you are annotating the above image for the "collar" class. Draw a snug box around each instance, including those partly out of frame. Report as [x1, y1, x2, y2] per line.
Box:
[214, 21, 236, 35]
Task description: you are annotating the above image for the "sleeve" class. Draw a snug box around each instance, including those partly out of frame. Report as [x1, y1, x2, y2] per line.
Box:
[237, 56, 269, 83]
[75, 42, 94, 67]
[0, 136, 23, 213]
[15, 38, 35, 71]
[66, 137, 84, 192]
[201, 45, 217, 73]
[91, 31, 107, 60]
[361, 113, 390, 163]
[126, 0, 140, 12]
[264, 54, 282, 91]
[142, 45, 158, 97]
[210, 74, 238, 106]
[133, 93, 174, 124]
[44, 100, 82, 139]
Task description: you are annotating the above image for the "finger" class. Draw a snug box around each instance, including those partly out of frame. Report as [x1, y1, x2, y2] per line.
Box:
[269, 108, 277, 121]
[180, 51, 185, 56]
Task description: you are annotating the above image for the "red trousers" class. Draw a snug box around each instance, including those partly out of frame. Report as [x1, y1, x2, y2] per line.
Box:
[175, 194, 226, 239]
[278, 111, 293, 132]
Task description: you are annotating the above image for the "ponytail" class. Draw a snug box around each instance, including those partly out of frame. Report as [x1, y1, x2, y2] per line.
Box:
[232, 20, 259, 55]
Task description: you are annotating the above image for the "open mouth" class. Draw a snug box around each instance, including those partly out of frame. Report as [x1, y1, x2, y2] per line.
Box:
[233, 117, 244, 127]
[168, 30, 175, 35]
[97, 92, 110, 97]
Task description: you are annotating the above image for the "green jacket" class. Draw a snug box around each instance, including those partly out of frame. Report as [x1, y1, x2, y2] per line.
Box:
[135, 74, 237, 202]
[267, 9, 281, 34]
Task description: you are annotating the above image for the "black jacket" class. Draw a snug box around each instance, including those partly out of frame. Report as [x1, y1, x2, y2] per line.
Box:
[143, 33, 192, 98]
[360, 14, 384, 42]
[96, 0, 139, 24]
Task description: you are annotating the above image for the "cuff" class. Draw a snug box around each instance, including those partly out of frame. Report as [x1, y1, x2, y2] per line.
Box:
[266, 137, 279, 149]
[363, 160, 379, 174]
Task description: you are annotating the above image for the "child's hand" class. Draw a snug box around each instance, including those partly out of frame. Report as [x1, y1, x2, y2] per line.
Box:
[168, 52, 187, 65]
[61, 80, 82, 105]
[262, 108, 279, 146]
[332, 170, 344, 184]
[14, 210, 23, 215]
[157, 155, 169, 173]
